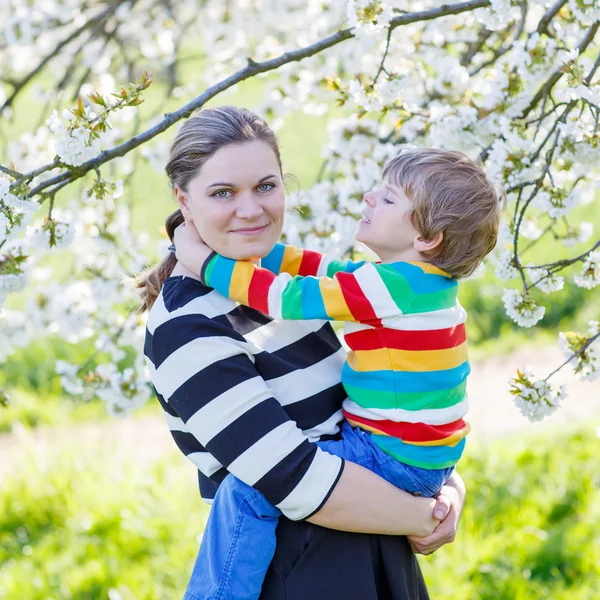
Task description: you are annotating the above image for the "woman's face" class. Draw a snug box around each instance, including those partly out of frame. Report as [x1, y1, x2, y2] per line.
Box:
[176, 141, 285, 260]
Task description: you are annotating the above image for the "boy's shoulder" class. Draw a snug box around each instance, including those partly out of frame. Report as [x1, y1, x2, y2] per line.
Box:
[376, 260, 456, 282]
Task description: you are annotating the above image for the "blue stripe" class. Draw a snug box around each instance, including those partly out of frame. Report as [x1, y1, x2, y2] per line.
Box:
[208, 255, 236, 297]
[342, 361, 471, 394]
[384, 262, 458, 294]
[261, 242, 285, 274]
[301, 276, 328, 320]
[373, 435, 466, 467]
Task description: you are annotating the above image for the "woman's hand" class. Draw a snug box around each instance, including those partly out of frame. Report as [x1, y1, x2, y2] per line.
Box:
[173, 222, 213, 275]
[407, 471, 466, 556]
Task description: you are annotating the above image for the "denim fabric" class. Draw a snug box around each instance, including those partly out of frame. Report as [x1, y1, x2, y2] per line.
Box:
[319, 422, 455, 498]
[184, 474, 281, 600]
[184, 422, 454, 599]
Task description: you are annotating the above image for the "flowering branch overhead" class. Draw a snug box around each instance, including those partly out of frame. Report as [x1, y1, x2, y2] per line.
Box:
[0, 0, 599, 420]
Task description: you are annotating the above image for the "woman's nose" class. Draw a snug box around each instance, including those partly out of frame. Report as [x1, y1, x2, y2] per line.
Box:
[363, 191, 376, 207]
[236, 192, 264, 219]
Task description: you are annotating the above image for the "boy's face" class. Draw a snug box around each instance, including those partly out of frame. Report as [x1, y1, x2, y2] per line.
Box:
[356, 179, 420, 261]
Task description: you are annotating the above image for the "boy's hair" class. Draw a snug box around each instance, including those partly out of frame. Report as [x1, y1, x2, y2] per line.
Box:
[383, 148, 506, 279]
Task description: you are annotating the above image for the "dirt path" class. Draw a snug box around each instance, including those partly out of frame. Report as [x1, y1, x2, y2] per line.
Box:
[1, 345, 599, 480]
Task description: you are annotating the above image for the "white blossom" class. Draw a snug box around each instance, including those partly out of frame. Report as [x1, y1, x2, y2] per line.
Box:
[510, 365, 566, 422]
[502, 288, 546, 327]
[527, 266, 564, 294]
[574, 251, 600, 290]
[494, 249, 518, 280]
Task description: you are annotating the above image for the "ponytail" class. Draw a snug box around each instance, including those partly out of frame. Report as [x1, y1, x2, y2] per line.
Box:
[135, 209, 185, 312]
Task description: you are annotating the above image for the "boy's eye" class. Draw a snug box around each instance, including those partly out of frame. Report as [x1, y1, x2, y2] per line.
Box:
[257, 183, 275, 192]
[212, 189, 232, 198]
[383, 197, 394, 204]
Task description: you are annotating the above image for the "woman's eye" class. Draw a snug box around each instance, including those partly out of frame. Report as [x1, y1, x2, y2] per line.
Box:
[213, 189, 232, 198]
[257, 183, 274, 192]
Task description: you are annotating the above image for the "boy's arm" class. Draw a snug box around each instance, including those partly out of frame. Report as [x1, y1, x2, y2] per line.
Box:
[202, 252, 414, 324]
[262, 242, 366, 278]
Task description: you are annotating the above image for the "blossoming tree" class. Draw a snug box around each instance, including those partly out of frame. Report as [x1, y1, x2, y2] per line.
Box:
[1, 0, 599, 419]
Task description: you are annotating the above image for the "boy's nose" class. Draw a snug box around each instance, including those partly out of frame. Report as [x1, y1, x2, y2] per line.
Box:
[363, 191, 376, 207]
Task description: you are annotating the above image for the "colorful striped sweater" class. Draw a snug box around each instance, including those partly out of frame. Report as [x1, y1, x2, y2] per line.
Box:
[200, 242, 470, 470]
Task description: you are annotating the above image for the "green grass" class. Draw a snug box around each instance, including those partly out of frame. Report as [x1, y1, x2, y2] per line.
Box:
[1, 425, 598, 599]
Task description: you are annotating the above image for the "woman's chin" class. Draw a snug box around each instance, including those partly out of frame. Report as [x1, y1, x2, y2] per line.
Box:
[225, 240, 277, 261]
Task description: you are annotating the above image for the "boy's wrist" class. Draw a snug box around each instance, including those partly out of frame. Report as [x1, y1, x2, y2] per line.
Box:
[199, 250, 217, 285]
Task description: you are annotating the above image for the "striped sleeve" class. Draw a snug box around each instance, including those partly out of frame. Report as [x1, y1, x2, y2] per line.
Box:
[203, 254, 414, 324]
[150, 314, 344, 520]
[261, 242, 365, 278]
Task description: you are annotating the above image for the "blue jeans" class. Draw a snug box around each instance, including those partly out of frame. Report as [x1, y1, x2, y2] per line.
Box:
[184, 422, 454, 600]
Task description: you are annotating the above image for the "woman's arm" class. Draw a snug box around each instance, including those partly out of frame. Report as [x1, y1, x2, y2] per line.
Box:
[150, 313, 438, 536]
[309, 461, 441, 538]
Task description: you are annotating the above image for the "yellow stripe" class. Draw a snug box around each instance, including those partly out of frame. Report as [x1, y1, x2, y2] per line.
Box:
[347, 342, 468, 373]
[319, 277, 354, 321]
[229, 261, 252, 305]
[281, 245, 304, 277]
[346, 418, 390, 436]
[406, 261, 452, 278]
[406, 422, 471, 447]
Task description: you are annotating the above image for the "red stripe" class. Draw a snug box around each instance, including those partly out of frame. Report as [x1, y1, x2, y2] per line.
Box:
[247, 268, 275, 314]
[335, 271, 381, 325]
[298, 250, 323, 277]
[344, 410, 467, 443]
[345, 324, 466, 351]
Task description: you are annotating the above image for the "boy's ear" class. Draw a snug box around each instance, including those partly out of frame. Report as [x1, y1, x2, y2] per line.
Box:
[174, 186, 194, 223]
[414, 231, 443, 253]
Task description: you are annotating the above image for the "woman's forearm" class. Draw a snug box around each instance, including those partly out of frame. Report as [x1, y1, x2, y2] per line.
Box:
[307, 461, 439, 537]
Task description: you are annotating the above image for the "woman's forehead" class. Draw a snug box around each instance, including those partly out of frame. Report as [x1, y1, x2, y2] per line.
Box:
[196, 141, 281, 187]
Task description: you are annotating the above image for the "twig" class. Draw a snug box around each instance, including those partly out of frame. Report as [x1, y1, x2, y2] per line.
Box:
[373, 27, 393, 86]
[545, 331, 600, 381]
[524, 239, 600, 271]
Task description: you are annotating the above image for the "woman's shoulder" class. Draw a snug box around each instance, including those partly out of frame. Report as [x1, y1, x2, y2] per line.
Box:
[147, 276, 238, 335]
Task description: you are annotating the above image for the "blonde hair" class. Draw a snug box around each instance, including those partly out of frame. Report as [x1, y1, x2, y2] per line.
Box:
[135, 106, 283, 312]
[383, 148, 505, 279]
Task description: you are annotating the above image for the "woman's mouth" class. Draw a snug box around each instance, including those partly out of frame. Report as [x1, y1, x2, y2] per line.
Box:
[231, 223, 270, 235]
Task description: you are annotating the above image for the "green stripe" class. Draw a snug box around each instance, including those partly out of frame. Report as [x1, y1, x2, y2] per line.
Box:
[203, 254, 218, 286]
[326, 259, 349, 277]
[406, 286, 457, 314]
[344, 380, 467, 411]
[376, 266, 415, 313]
[280, 275, 304, 319]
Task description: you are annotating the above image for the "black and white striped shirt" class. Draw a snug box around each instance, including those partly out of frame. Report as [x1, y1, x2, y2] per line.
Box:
[144, 276, 347, 520]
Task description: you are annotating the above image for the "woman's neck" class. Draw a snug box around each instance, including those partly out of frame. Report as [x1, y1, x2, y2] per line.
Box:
[171, 261, 201, 280]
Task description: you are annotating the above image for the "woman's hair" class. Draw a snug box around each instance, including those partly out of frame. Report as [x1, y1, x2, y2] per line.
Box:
[383, 148, 506, 279]
[135, 106, 283, 312]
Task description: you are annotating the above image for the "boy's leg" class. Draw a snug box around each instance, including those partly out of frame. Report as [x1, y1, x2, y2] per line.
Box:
[184, 474, 281, 600]
[319, 422, 454, 498]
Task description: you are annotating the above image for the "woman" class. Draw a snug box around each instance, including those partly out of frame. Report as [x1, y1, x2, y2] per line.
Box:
[138, 106, 465, 599]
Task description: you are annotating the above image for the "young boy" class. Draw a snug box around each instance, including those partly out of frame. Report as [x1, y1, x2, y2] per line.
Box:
[175, 148, 503, 599]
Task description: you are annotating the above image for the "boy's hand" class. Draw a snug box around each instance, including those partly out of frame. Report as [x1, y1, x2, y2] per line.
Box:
[173, 222, 213, 275]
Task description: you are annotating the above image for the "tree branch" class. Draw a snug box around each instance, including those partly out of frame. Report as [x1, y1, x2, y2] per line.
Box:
[521, 21, 600, 119]
[536, 0, 568, 36]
